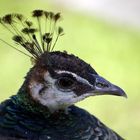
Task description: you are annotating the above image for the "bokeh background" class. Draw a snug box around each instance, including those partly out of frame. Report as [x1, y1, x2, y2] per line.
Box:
[0, 0, 140, 139]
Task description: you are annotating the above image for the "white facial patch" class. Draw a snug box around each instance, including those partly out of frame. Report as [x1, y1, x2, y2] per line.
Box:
[29, 71, 94, 113]
[29, 82, 44, 100]
[29, 72, 78, 112]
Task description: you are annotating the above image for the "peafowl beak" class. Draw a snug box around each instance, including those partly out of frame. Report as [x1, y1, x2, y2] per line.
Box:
[90, 74, 127, 98]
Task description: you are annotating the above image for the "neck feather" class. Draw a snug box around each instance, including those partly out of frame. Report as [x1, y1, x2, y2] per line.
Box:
[14, 82, 52, 117]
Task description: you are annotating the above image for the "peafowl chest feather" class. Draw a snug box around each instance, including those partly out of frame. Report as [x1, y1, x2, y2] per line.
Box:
[0, 96, 123, 140]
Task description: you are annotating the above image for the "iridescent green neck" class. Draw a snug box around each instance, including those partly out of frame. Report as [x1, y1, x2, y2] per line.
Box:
[13, 84, 52, 118]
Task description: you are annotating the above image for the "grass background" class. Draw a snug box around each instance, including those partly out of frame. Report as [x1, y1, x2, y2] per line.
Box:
[0, 0, 140, 139]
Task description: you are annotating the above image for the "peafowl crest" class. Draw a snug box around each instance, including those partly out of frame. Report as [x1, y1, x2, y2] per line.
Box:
[0, 10, 64, 62]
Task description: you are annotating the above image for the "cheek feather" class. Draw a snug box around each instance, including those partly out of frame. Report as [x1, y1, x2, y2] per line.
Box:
[28, 72, 78, 112]
[29, 81, 44, 100]
[28, 71, 93, 112]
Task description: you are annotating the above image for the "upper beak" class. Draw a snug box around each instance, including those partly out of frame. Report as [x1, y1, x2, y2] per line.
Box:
[90, 74, 127, 98]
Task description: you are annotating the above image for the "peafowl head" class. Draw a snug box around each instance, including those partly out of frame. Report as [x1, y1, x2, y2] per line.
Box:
[0, 10, 127, 112]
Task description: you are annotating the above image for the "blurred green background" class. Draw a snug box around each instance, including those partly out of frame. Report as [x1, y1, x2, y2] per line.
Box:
[0, 0, 140, 139]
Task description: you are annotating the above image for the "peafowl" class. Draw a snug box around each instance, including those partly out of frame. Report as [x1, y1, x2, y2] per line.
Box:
[0, 10, 127, 140]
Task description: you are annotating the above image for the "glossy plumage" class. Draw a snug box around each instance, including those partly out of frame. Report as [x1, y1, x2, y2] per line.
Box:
[0, 96, 124, 140]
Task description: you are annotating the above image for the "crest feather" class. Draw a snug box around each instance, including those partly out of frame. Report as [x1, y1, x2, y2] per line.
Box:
[0, 9, 64, 62]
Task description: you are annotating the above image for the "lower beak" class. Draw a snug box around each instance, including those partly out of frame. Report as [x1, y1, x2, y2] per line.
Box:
[91, 75, 127, 98]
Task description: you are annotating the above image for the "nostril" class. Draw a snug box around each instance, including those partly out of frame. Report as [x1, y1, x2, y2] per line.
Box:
[96, 82, 109, 88]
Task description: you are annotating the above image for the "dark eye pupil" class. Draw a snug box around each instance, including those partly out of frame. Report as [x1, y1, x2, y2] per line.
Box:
[58, 77, 74, 89]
